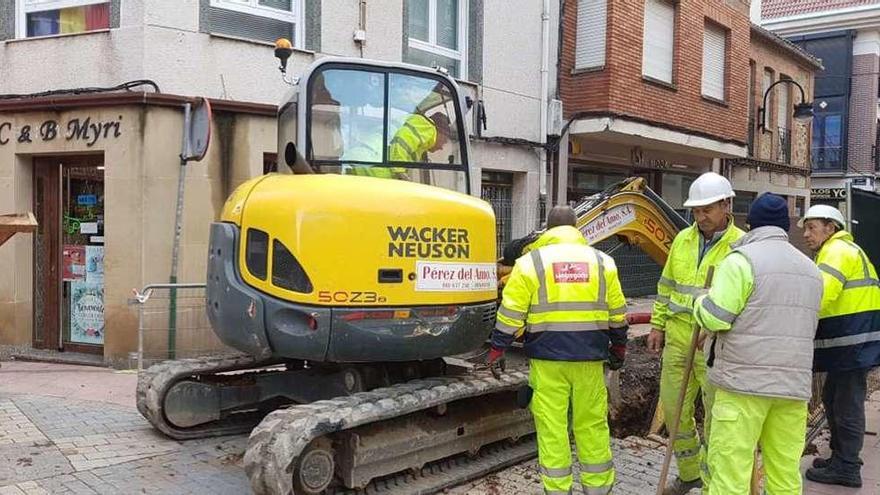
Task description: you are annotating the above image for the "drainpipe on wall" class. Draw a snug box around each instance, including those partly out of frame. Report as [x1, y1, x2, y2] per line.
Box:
[539, 0, 551, 221]
[355, 0, 367, 58]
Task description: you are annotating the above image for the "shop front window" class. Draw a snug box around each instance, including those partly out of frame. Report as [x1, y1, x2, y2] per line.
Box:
[21, 0, 110, 38]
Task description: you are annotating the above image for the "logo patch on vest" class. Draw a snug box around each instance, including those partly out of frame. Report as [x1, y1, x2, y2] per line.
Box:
[552, 262, 589, 283]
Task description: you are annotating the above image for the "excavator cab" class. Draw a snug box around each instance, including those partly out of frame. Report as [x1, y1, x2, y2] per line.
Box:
[277, 57, 471, 195]
[207, 56, 497, 365]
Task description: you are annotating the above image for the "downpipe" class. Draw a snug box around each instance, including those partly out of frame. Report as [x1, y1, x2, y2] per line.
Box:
[539, 0, 551, 223]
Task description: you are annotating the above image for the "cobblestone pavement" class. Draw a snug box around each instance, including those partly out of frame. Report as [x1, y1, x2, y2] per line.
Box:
[2, 359, 875, 495]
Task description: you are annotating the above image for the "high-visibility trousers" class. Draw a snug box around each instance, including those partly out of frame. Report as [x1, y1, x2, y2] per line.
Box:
[659, 318, 714, 485]
[707, 388, 808, 495]
[529, 359, 614, 495]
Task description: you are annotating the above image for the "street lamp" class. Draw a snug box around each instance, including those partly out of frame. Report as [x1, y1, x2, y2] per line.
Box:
[758, 79, 814, 132]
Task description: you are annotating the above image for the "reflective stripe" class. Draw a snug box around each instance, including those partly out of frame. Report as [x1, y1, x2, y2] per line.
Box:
[584, 486, 612, 495]
[609, 305, 627, 316]
[540, 465, 572, 478]
[819, 263, 847, 285]
[674, 283, 706, 297]
[675, 430, 697, 441]
[668, 301, 691, 314]
[701, 297, 738, 324]
[495, 321, 521, 335]
[815, 330, 880, 349]
[675, 447, 701, 458]
[580, 460, 613, 473]
[545, 491, 571, 495]
[390, 136, 416, 160]
[844, 278, 880, 289]
[531, 250, 548, 305]
[403, 121, 426, 148]
[529, 321, 609, 333]
[659, 276, 675, 288]
[497, 305, 526, 320]
[597, 254, 606, 303]
[531, 301, 608, 313]
[655, 295, 670, 304]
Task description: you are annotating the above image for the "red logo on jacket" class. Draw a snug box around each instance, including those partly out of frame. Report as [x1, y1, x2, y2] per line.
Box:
[552, 262, 589, 283]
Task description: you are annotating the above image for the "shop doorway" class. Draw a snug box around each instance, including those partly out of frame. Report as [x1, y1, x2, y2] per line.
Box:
[33, 156, 105, 354]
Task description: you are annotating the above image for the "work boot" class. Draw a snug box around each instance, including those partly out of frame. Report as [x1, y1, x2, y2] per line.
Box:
[811, 455, 863, 469]
[805, 462, 862, 488]
[662, 477, 702, 495]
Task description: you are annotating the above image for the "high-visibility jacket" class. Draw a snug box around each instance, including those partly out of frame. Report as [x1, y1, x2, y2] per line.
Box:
[813, 230, 880, 372]
[343, 133, 407, 178]
[693, 226, 823, 400]
[492, 225, 628, 361]
[651, 218, 744, 331]
[389, 114, 438, 163]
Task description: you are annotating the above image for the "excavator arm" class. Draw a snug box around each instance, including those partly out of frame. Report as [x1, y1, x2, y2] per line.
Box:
[498, 177, 687, 283]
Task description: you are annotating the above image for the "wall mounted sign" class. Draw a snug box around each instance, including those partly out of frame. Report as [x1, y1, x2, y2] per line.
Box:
[811, 188, 846, 200]
[0, 115, 122, 147]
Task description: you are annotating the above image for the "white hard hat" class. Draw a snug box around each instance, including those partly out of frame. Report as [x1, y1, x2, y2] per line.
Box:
[800, 204, 846, 229]
[683, 172, 736, 207]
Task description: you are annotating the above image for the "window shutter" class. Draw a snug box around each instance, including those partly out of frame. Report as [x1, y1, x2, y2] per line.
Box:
[642, 0, 674, 83]
[702, 24, 726, 100]
[575, 0, 606, 69]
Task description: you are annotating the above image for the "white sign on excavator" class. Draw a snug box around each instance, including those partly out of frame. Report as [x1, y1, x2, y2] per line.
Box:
[579, 204, 637, 245]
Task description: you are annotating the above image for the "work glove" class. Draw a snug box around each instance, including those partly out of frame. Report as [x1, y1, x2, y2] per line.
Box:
[486, 347, 506, 378]
[486, 347, 504, 365]
[608, 344, 626, 371]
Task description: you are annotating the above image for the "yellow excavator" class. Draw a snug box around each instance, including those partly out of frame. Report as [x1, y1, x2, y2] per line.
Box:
[135, 41, 687, 495]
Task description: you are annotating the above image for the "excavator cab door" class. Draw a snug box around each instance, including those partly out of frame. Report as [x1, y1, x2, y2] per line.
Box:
[277, 58, 473, 195]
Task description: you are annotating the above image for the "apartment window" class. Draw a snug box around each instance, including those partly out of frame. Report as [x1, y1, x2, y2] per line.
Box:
[642, 0, 675, 84]
[575, 0, 607, 70]
[406, 0, 468, 78]
[701, 22, 727, 101]
[208, 0, 300, 46]
[18, 0, 110, 38]
[812, 96, 845, 172]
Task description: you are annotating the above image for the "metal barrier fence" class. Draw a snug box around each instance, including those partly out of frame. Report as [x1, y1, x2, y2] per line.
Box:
[130, 283, 236, 371]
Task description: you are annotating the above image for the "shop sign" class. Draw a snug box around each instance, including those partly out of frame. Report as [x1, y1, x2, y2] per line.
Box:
[631, 147, 675, 170]
[811, 188, 847, 200]
[0, 115, 122, 147]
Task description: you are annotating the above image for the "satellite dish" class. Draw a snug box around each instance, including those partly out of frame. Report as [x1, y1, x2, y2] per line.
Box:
[181, 97, 212, 162]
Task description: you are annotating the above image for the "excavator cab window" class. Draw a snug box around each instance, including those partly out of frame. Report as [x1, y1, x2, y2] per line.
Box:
[306, 64, 469, 194]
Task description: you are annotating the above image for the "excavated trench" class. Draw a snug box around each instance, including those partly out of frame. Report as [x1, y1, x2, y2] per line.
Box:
[609, 335, 663, 439]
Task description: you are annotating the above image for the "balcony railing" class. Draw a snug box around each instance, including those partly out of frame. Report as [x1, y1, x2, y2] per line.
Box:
[812, 146, 844, 172]
[777, 127, 792, 164]
[747, 117, 755, 157]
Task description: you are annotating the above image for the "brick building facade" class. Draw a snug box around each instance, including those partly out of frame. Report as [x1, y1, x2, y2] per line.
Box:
[556, 0, 750, 215]
[724, 25, 821, 245]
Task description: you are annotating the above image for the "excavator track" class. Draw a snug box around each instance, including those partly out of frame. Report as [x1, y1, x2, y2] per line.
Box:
[244, 369, 531, 495]
[136, 353, 280, 439]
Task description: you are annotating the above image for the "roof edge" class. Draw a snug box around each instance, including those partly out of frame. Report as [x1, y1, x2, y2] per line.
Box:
[751, 23, 825, 70]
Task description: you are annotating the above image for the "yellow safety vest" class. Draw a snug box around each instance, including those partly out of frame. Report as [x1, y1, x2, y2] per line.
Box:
[651, 218, 744, 331]
[493, 226, 627, 361]
[814, 230, 880, 371]
[389, 114, 437, 163]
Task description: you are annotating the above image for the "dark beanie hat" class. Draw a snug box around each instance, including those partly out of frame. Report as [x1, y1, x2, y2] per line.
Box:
[747, 193, 790, 231]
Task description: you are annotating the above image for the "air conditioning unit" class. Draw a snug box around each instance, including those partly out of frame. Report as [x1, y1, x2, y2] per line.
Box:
[547, 99, 563, 137]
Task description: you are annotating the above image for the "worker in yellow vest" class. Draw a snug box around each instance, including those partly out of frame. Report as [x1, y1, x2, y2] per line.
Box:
[649, 172, 744, 495]
[694, 193, 823, 494]
[802, 205, 880, 489]
[490, 206, 627, 495]
[344, 112, 452, 179]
